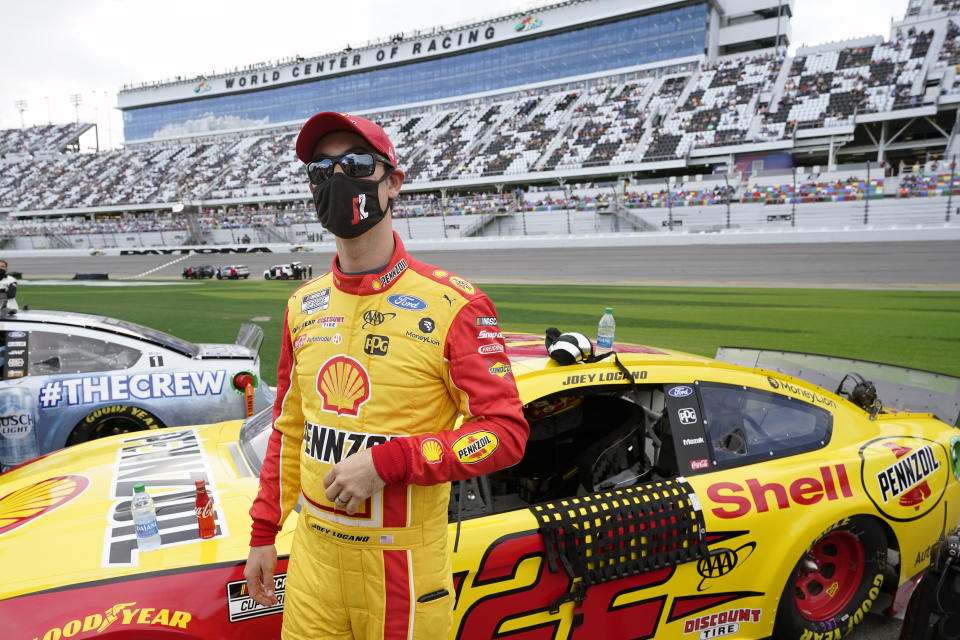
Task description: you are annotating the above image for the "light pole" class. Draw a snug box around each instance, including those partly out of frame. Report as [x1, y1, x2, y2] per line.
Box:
[948, 157, 956, 223]
[665, 176, 674, 231]
[14, 100, 27, 129]
[863, 161, 870, 225]
[791, 165, 797, 227]
[722, 170, 731, 229]
[69, 93, 82, 123]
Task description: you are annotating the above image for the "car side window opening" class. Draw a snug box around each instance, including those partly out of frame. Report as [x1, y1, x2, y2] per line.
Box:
[28, 331, 141, 376]
[698, 381, 832, 467]
[448, 384, 673, 522]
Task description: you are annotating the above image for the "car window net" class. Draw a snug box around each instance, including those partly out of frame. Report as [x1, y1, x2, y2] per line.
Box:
[530, 478, 708, 587]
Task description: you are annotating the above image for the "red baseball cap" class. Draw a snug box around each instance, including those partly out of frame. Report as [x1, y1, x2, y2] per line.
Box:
[295, 112, 398, 166]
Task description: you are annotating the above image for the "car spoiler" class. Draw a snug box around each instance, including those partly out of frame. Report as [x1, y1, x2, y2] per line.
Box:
[716, 346, 960, 426]
[236, 322, 265, 355]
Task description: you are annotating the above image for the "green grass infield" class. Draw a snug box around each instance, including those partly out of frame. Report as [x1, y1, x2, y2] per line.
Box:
[14, 280, 960, 387]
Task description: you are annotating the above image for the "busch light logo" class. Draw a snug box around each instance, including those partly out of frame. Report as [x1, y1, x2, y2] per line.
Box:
[669, 386, 694, 398]
[0, 388, 39, 468]
[387, 294, 428, 311]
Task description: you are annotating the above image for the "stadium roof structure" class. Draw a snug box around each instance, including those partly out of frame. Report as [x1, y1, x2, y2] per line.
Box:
[116, 0, 793, 143]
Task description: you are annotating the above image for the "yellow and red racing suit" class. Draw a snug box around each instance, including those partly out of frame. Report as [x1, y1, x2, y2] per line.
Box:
[249, 233, 528, 640]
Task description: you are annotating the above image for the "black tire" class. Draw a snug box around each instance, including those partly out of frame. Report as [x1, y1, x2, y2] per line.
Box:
[774, 516, 887, 639]
[66, 405, 164, 446]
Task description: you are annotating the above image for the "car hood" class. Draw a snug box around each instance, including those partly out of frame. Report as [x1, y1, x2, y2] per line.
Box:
[0, 419, 289, 601]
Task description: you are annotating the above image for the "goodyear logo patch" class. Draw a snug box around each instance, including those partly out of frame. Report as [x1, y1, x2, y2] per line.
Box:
[861, 436, 949, 522]
[449, 276, 475, 295]
[453, 431, 499, 464]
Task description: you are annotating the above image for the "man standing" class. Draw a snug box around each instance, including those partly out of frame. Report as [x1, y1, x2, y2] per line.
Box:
[244, 112, 528, 640]
[0, 260, 18, 312]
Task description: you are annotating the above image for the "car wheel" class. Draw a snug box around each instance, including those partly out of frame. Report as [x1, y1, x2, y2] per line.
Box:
[774, 516, 887, 639]
[66, 405, 164, 445]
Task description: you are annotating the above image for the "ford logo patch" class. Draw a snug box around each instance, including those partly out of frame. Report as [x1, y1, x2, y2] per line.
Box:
[8, 331, 26, 338]
[387, 294, 428, 311]
[669, 386, 693, 398]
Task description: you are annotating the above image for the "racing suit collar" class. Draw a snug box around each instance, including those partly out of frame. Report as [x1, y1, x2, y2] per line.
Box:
[332, 231, 410, 295]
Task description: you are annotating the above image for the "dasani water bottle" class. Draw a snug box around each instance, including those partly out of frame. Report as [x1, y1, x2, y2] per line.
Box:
[132, 483, 161, 551]
[596, 307, 616, 354]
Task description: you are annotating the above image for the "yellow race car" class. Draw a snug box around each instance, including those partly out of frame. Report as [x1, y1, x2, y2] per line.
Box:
[1, 334, 958, 640]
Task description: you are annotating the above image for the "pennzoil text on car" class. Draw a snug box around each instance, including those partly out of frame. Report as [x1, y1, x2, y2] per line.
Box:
[0, 333, 958, 640]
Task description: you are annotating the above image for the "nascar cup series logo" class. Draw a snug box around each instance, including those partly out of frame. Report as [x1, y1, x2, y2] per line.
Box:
[316, 356, 370, 417]
[860, 436, 949, 521]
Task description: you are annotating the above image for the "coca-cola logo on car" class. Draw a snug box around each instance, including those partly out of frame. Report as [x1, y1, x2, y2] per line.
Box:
[196, 502, 214, 519]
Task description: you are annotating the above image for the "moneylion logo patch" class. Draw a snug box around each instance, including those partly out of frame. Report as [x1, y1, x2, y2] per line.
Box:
[453, 431, 499, 464]
[861, 436, 949, 522]
[316, 356, 371, 417]
[0, 475, 90, 536]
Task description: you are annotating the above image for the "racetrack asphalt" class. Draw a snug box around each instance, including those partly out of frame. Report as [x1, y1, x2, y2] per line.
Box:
[13, 239, 941, 639]
[9, 240, 960, 291]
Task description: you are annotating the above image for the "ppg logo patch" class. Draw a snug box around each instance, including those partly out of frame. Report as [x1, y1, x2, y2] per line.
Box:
[669, 386, 693, 398]
[364, 334, 389, 356]
[678, 408, 698, 424]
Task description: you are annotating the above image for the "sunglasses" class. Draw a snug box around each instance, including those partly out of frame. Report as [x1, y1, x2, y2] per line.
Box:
[306, 152, 393, 183]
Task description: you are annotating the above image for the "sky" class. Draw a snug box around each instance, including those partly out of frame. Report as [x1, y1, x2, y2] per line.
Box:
[0, 0, 912, 148]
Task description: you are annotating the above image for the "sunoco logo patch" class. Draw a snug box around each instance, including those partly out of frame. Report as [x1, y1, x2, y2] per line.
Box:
[860, 436, 949, 522]
[452, 431, 499, 464]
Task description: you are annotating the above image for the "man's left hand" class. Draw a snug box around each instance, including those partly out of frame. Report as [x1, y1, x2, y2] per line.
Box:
[323, 448, 386, 515]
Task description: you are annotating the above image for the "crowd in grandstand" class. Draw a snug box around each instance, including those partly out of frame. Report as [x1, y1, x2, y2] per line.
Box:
[6, 4, 960, 239]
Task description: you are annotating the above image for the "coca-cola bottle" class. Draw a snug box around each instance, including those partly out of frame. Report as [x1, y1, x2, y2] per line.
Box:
[194, 479, 216, 539]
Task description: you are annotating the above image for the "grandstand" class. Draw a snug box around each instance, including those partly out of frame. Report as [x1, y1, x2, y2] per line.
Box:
[3, 0, 960, 250]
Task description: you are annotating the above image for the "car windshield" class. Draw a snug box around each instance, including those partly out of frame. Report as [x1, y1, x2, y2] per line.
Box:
[238, 407, 274, 475]
[99, 317, 199, 356]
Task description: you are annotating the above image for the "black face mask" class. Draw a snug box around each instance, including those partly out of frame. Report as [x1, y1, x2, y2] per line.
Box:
[0, 269, 6, 280]
[312, 173, 392, 239]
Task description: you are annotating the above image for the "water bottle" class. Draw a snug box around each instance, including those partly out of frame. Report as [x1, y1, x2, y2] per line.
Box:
[596, 307, 616, 354]
[132, 483, 161, 551]
[0, 386, 39, 471]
